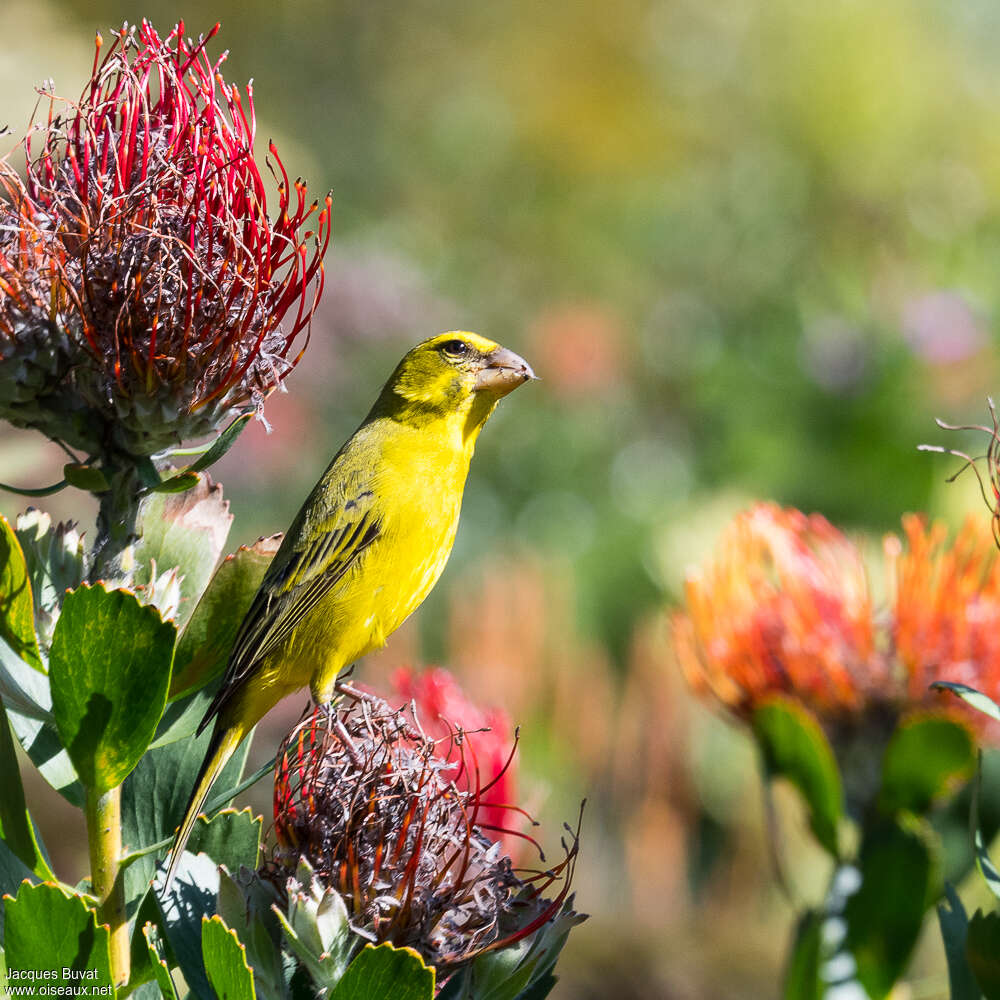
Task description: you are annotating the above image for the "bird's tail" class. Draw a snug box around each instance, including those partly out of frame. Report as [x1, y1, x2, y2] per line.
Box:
[163, 723, 244, 890]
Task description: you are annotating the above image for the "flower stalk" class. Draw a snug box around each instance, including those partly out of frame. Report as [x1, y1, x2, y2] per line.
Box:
[84, 785, 127, 985]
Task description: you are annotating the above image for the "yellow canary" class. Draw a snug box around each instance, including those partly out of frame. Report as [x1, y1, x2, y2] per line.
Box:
[164, 331, 534, 887]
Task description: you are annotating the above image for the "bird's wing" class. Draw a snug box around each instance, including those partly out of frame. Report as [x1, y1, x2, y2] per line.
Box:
[198, 478, 381, 731]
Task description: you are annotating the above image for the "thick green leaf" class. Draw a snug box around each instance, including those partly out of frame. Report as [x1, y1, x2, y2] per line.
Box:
[968, 910, 1000, 998]
[121, 730, 251, 913]
[0, 695, 54, 880]
[188, 808, 261, 874]
[217, 870, 286, 1000]
[938, 884, 982, 1000]
[880, 715, 976, 815]
[49, 584, 176, 794]
[845, 814, 939, 999]
[150, 685, 216, 748]
[970, 752, 1000, 903]
[274, 859, 358, 990]
[143, 921, 179, 1000]
[0, 516, 43, 672]
[0, 837, 36, 933]
[932, 682, 1000, 724]
[133, 478, 233, 628]
[152, 471, 202, 494]
[169, 535, 281, 701]
[437, 900, 584, 1000]
[14, 509, 86, 653]
[7, 706, 82, 806]
[3, 881, 114, 992]
[190, 414, 254, 473]
[0, 633, 52, 721]
[783, 910, 823, 1000]
[203, 915, 256, 1000]
[62, 462, 110, 493]
[751, 695, 842, 857]
[329, 944, 434, 1000]
[153, 852, 220, 1000]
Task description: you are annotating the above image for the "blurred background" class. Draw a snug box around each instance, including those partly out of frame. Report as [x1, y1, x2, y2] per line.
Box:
[4, 0, 1000, 995]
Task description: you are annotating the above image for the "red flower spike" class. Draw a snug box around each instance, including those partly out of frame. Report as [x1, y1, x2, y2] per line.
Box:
[0, 21, 331, 456]
[391, 666, 518, 839]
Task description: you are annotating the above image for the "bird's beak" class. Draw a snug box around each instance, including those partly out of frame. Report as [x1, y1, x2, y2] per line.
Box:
[474, 346, 537, 396]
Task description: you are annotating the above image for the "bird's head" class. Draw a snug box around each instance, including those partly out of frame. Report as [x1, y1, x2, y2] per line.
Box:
[375, 332, 536, 436]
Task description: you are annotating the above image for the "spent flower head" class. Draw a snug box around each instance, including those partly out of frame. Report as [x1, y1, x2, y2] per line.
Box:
[265, 685, 579, 979]
[0, 20, 330, 457]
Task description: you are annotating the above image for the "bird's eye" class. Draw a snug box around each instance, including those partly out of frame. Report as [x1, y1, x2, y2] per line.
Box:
[440, 339, 470, 358]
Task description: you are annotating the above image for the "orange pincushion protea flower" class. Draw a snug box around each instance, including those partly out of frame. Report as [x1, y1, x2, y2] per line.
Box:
[674, 503, 883, 720]
[890, 514, 1000, 707]
[675, 502, 1000, 736]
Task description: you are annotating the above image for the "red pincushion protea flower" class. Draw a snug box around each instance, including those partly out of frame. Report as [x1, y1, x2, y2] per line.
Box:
[673, 502, 883, 720]
[391, 666, 517, 839]
[0, 20, 330, 456]
[267, 686, 579, 978]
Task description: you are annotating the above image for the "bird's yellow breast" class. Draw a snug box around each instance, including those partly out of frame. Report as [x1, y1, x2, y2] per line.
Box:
[271, 416, 472, 703]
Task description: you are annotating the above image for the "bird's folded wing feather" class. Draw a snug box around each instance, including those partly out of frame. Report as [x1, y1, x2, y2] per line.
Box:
[198, 482, 381, 730]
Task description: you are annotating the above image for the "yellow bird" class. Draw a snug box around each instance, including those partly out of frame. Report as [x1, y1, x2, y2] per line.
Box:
[164, 331, 534, 888]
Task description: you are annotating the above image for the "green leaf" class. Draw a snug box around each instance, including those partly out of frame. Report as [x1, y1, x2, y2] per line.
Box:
[0, 633, 52, 721]
[783, 911, 823, 1000]
[217, 869, 286, 1000]
[0, 695, 54, 880]
[968, 910, 1000, 999]
[751, 695, 842, 857]
[62, 462, 110, 493]
[153, 852, 221, 1000]
[0, 837, 36, 930]
[274, 859, 358, 990]
[188, 808, 261, 874]
[190, 414, 254, 473]
[7, 706, 82, 806]
[121, 730, 251, 914]
[202, 915, 256, 1000]
[169, 535, 281, 701]
[50, 585, 176, 795]
[931, 682, 1000, 724]
[143, 922, 179, 1000]
[937, 884, 982, 1000]
[14, 509, 86, 653]
[3, 882, 114, 993]
[0, 516, 43, 672]
[971, 753, 1000, 901]
[152, 471, 202, 494]
[437, 899, 584, 1000]
[328, 943, 434, 1000]
[845, 814, 939, 1000]
[879, 714, 976, 815]
[133, 478, 233, 628]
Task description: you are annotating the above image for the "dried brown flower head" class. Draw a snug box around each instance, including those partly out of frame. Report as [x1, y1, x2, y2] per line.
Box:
[265, 686, 579, 977]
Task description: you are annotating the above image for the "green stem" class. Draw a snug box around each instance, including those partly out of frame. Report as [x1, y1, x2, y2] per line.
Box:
[90, 462, 143, 582]
[85, 786, 129, 986]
